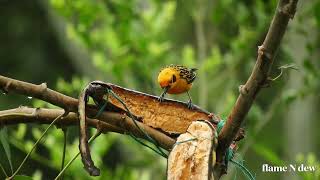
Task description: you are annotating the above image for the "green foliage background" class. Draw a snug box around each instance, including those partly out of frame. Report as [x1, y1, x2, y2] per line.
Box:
[0, 0, 319, 179]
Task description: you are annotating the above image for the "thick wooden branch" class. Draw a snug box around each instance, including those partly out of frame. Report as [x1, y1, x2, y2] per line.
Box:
[0, 107, 177, 149]
[0, 75, 175, 150]
[216, 0, 299, 176]
[0, 107, 123, 133]
[0, 76, 78, 112]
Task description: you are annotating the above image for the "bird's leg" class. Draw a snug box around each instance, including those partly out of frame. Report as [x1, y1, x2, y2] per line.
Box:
[158, 86, 169, 102]
[187, 91, 193, 109]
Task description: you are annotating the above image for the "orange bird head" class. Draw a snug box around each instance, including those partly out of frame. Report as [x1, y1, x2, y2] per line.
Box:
[157, 67, 177, 89]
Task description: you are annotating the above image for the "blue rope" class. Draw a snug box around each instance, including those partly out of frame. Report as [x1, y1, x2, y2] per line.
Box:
[217, 120, 255, 180]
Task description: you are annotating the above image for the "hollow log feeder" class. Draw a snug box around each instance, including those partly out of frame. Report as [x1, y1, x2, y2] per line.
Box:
[106, 83, 219, 134]
[167, 120, 217, 180]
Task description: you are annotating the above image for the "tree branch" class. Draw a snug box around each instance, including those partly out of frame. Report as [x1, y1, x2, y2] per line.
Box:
[215, 0, 299, 176]
[0, 75, 175, 150]
[0, 107, 123, 133]
[0, 107, 176, 150]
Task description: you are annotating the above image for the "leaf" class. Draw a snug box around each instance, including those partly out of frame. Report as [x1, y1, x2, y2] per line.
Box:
[314, 2, 320, 28]
[0, 127, 13, 174]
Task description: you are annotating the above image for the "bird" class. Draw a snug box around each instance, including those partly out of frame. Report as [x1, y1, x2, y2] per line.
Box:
[157, 64, 197, 109]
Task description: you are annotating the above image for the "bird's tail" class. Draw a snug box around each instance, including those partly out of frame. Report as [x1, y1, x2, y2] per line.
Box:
[190, 68, 198, 72]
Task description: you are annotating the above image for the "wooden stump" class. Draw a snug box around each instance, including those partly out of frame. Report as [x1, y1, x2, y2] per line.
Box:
[167, 120, 218, 180]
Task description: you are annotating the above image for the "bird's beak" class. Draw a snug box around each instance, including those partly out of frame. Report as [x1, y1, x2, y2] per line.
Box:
[160, 81, 170, 88]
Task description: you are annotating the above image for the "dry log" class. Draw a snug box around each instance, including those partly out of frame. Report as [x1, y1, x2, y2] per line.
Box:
[167, 120, 217, 180]
[108, 83, 219, 134]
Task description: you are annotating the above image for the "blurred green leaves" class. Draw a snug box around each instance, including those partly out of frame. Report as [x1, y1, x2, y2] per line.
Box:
[14, 175, 34, 180]
[50, 0, 179, 93]
[0, 0, 319, 179]
[295, 153, 320, 180]
[56, 76, 89, 96]
[253, 143, 285, 166]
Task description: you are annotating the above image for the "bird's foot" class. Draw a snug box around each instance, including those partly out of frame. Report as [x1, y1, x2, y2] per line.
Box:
[158, 95, 165, 102]
[187, 100, 194, 109]
[158, 87, 168, 103]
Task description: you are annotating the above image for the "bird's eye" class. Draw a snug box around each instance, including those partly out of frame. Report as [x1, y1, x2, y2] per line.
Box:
[172, 75, 176, 83]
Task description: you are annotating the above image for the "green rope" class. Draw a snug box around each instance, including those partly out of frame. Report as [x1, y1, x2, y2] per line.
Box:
[108, 89, 168, 158]
[93, 91, 109, 119]
[127, 132, 167, 158]
[93, 88, 167, 158]
[230, 159, 255, 180]
[94, 100, 108, 119]
[217, 120, 255, 180]
[173, 138, 197, 147]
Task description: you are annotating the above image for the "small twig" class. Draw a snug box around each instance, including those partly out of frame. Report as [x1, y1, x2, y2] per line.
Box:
[9, 137, 56, 170]
[59, 128, 68, 180]
[7, 112, 65, 180]
[0, 163, 8, 177]
[54, 130, 102, 180]
[270, 64, 298, 81]
[0, 127, 13, 174]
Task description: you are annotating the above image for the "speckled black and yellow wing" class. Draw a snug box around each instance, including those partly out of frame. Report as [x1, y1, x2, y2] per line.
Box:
[167, 64, 197, 84]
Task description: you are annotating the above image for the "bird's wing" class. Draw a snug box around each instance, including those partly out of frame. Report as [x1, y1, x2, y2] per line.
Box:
[188, 73, 197, 83]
